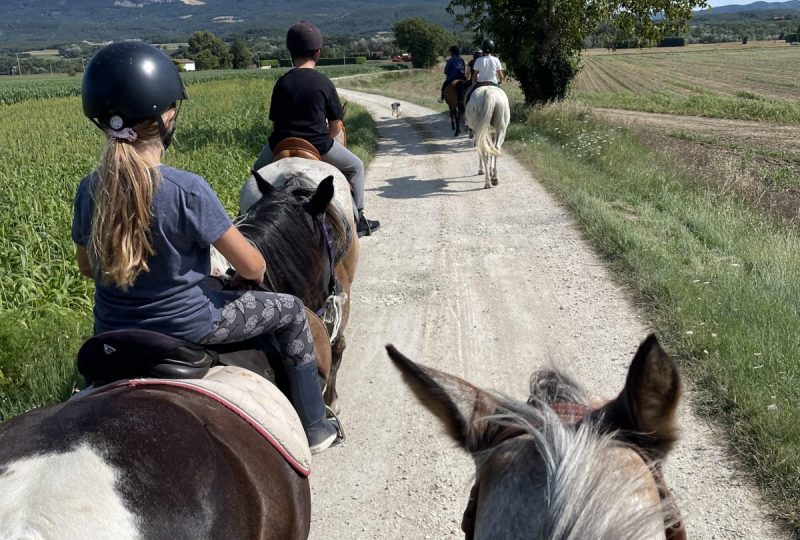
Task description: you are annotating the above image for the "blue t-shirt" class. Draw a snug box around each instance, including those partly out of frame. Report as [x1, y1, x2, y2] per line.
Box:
[72, 165, 233, 342]
[444, 56, 465, 80]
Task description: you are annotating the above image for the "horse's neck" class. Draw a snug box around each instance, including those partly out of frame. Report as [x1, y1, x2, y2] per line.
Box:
[474, 433, 667, 540]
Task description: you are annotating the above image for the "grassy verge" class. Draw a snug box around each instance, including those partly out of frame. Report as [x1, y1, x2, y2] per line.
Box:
[0, 75, 379, 422]
[506, 104, 799, 531]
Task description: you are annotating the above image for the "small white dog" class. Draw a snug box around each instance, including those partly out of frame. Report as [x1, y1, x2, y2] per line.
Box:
[391, 102, 401, 117]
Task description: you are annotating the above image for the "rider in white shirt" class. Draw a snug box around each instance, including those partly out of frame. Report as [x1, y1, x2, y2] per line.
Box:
[465, 39, 504, 104]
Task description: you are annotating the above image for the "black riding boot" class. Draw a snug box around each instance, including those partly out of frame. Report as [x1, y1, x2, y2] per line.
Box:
[357, 210, 380, 237]
[286, 362, 341, 454]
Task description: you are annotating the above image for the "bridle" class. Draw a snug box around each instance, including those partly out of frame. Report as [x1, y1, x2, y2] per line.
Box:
[460, 402, 686, 540]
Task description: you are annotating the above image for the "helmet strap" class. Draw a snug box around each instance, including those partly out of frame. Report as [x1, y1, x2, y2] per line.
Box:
[157, 101, 182, 151]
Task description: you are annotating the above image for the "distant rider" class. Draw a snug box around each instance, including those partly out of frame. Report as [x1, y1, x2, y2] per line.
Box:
[74, 42, 340, 454]
[438, 46, 466, 103]
[465, 39, 504, 105]
[251, 20, 380, 237]
[466, 49, 482, 83]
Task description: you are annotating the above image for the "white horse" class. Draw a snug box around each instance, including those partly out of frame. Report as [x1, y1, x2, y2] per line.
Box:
[465, 86, 511, 189]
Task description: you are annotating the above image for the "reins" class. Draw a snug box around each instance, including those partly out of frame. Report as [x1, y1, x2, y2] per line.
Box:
[460, 402, 686, 540]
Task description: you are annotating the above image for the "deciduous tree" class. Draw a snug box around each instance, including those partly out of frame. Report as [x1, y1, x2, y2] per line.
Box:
[449, 0, 707, 104]
[230, 39, 252, 69]
[188, 30, 232, 70]
[393, 17, 452, 68]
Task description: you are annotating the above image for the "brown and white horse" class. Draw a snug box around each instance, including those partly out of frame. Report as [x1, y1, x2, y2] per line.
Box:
[0, 362, 312, 540]
[386, 334, 685, 540]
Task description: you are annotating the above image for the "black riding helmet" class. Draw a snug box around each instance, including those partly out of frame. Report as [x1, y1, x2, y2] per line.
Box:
[287, 21, 323, 54]
[82, 41, 187, 146]
[449, 45, 460, 55]
[481, 39, 495, 53]
[472, 49, 483, 60]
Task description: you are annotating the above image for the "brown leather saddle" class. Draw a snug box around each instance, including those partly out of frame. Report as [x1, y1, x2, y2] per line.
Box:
[272, 137, 321, 162]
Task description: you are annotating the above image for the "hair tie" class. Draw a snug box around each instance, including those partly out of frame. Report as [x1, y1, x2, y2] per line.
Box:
[108, 128, 138, 142]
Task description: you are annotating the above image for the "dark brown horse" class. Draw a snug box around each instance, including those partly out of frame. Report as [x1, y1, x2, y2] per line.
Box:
[387, 335, 685, 540]
[235, 159, 359, 414]
[445, 79, 467, 137]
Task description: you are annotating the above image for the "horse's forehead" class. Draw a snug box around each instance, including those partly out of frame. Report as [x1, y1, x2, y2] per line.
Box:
[242, 158, 350, 215]
[0, 443, 140, 539]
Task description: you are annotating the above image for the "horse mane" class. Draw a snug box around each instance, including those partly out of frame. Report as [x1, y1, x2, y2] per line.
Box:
[472, 369, 680, 540]
[236, 173, 351, 311]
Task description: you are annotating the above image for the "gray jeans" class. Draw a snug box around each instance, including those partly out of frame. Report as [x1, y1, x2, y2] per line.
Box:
[254, 140, 366, 210]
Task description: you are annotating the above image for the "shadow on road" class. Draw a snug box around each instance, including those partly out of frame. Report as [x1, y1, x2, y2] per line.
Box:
[374, 113, 475, 158]
[369, 175, 486, 199]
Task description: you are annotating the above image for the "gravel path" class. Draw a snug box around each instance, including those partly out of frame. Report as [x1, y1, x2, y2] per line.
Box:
[307, 89, 785, 539]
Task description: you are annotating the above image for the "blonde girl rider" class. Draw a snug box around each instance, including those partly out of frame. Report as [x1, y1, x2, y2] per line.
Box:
[74, 42, 340, 454]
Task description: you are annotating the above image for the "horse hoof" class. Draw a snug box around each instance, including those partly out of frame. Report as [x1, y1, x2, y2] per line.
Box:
[478, 170, 484, 176]
[491, 178, 498, 186]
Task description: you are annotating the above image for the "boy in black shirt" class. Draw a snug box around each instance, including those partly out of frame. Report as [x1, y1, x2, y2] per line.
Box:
[253, 21, 379, 237]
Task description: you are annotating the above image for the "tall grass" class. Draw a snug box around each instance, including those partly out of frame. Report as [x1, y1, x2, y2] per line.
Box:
[0, 75, 378, 421]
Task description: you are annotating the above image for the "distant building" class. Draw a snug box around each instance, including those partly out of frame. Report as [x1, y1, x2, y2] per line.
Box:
[173, 59, 196, 71]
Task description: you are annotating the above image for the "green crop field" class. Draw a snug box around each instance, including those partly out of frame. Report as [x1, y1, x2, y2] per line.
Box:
[575, 44, 800, 123]
[0, 71, 377, 420]
[0, 64, 388, 106]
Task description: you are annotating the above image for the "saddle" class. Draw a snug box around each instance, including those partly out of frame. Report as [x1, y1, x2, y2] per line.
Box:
[272, 137, 321, 162]
[77, 308, 332, 387]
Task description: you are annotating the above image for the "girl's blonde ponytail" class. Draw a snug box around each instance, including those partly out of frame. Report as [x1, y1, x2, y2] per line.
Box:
[89, 120, 163, 290]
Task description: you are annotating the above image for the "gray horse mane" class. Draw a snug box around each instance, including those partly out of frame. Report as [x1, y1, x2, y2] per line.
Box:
[472, 371, 679, 540]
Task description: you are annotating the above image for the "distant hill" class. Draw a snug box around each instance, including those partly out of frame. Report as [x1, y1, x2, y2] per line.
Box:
[695, 0, 800, 14]
[0, 0, 455, 50]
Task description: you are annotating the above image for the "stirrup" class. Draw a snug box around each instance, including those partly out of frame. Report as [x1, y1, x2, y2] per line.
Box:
[309, 406, 345, 454]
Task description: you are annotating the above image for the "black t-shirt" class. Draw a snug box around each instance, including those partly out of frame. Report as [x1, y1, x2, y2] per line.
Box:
[268, 68, 344, 155]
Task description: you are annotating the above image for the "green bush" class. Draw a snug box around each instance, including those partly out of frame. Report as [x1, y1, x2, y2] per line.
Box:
[260, 59, 279, 68]
[785, 34, 799, 43]
[317, 57, 368, 66]
[658, 37, 686, 47]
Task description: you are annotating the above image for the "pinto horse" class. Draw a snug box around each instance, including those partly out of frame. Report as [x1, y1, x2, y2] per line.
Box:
[386, 335, 686, 540]
[464, 85, 510, 189]
[444, 80, 467, 137]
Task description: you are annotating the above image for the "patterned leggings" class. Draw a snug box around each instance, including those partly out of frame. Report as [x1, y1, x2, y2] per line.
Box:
[199, 290, 316, 368]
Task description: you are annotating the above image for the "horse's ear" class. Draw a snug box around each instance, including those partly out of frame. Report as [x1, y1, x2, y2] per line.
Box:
[306, 175, 335, 216]
[251, 169, 274, 196]
[600, 334, 681, 459]
[386, 345, 500, 453]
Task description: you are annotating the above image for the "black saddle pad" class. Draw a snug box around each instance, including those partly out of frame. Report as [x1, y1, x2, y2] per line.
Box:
[77, 329, 217, 384]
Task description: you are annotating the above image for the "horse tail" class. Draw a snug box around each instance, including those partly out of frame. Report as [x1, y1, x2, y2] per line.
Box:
[473, 89, 501, 158]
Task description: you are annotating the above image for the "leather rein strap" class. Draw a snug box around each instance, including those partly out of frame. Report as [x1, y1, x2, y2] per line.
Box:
[461, 403, 686, 540]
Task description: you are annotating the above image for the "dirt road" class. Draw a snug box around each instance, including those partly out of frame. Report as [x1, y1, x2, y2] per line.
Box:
[308, 89, 784, 539]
